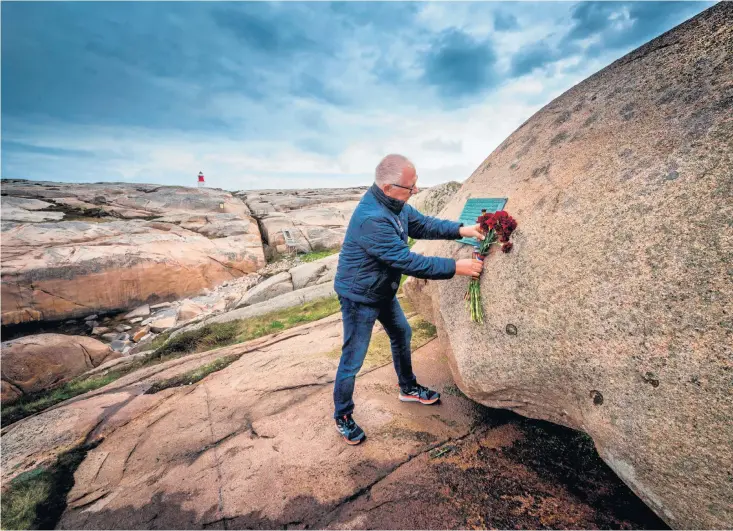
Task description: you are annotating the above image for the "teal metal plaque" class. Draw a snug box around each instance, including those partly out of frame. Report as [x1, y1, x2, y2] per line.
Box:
[455, 197, 508, 246]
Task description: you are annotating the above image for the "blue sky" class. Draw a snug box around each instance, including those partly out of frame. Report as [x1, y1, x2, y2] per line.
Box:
[1, 1, 714, 190]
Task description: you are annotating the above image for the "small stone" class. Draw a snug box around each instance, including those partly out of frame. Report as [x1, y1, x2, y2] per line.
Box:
[122, 346, 132, 356]
[150, 302, 172, 310]
[139, 333, 154, 343]
[177, 300, 206, 322]
[92, 326, 111, 336]
[115, 325, 128, 333]
[101, 332, 118, 342]
[150, 316, 176, 333]
[132, 326, 150, 343]
[64, 320, 78, 325]
[84, 314, 99, 321]
[124, 304, 151, 319]
[116, 333, 130, 341]
[110, 339, 130, 352]
[129, 317, 143, 324]
[86, 320, 100, 329]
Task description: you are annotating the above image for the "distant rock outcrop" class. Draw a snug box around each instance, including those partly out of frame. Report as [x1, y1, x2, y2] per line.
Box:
[405, 5, 732, 529]
[408, 181, 462, 217]
[237, 187, 367, 258]
[1, 181, 265, 325]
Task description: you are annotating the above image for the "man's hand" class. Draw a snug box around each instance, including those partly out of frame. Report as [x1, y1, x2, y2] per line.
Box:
[455, 258, 484, 278]
[459, 224, 485, 241]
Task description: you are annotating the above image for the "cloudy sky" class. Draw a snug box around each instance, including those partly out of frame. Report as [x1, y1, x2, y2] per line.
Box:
[1, 1, 714, 191]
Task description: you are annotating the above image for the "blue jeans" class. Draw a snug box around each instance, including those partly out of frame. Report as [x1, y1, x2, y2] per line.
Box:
[333, 295, 417, 418]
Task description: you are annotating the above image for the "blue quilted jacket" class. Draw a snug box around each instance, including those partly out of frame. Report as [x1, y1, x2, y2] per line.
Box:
[334, 184, 463, 305]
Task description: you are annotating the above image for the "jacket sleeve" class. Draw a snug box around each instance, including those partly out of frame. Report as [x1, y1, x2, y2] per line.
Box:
[404, 204, 463, 240]
[358, 216, 456, 279]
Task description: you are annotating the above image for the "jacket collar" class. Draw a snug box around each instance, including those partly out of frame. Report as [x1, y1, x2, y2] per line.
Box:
[370, 183, 405, 214]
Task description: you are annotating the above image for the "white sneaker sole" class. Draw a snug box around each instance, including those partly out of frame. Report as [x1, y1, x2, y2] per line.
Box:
[335, 425, 365, 445]
[398, 394, 440, 405]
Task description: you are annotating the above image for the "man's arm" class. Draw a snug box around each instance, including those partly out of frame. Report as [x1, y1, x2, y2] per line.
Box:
[359, 216, 456, 279]
[404, 204, 462, 240]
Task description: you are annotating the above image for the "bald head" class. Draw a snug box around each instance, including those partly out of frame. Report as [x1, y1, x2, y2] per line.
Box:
[374, 154, 419, 201]
[375, 154, 414, 187]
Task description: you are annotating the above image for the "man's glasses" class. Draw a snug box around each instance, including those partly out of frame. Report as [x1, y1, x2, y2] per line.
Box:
[391, 182, 418, 194]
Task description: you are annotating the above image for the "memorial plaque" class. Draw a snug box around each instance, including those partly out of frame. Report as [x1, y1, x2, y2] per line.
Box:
[455, 197, 508, 246]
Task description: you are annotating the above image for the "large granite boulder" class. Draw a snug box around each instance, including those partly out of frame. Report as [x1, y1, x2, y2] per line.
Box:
[0, 182, 266, 325]
[236, 272, 294, 308]
[1, 334, 120, 403]
[404, 5, 731, 529]
[1, 219, 265, 325]
[289, 253, 339, 290]
[408, 181, 462, 216]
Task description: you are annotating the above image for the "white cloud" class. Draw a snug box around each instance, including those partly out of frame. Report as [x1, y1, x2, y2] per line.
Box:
[3, 1, 712, 191]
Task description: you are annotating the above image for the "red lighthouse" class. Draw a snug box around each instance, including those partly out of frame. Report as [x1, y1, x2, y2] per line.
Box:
[197, 171, 205, 188]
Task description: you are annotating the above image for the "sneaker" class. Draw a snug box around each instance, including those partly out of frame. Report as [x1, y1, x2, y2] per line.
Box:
[399, 383, 441, 405]
[335, 414, 366, 445]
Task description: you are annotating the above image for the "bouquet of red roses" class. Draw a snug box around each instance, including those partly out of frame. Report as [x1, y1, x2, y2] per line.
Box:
[465, 209, 518, 323]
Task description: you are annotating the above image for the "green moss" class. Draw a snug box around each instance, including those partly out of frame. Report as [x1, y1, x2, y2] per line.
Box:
[150, 330, 172, 351]
[2, 296, 342, 427]
[298, 248, 340, 263]
[145, 354, 241, 394]
[1, 444, 91, 530]
[1, 371, 125, 428]
[152, 321, 240, 359]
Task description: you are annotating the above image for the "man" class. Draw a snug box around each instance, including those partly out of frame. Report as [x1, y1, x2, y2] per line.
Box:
[332, 154, 485, 445]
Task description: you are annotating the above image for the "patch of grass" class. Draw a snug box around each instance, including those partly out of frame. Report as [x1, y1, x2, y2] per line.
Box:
[297, 248, 340, 263]
[140, 296, 341, 363]
[324, 314, 437, 368]
[398, 295, 415, 316]
[232, 295, 341, 343]
[145, 354, 241, 394]
[2, 296, 342, 427]
[150, 330, 172, 351]
[153, 321, 240, 359]
[1, 371, 125, 428]
[1, 444, 92, 530]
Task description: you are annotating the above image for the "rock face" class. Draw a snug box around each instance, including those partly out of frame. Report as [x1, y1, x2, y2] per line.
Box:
[1, 196, 65, 223]
[0, 334, 120, 403]
[237, 188, 367, 257]
[237, 272, 294, 307]
[0, 314, 666, 530]
[1, 181, 265, 325]
[404, 5, 732, 530]
[408, 181, 462, 217]
[237, 187, 367, 214]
